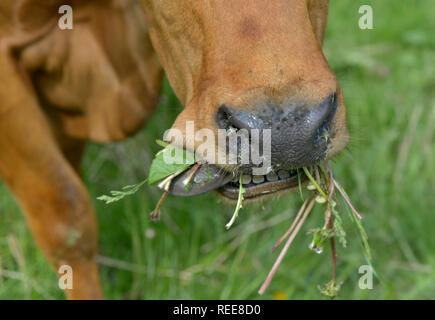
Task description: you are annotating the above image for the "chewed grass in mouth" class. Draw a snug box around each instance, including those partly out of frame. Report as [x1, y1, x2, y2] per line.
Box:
[98, 140, 371, 299]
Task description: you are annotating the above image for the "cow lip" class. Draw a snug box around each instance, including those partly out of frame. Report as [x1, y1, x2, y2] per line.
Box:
[163, 164, 233, 197]
[163, 163, 306, 200]
[217, 169, 305, 201]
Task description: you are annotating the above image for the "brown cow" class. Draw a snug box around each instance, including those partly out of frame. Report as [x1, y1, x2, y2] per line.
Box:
[0, 0, 348, 299]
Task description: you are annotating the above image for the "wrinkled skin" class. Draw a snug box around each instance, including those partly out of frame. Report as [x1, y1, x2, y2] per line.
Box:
[0, 0, 348, 299]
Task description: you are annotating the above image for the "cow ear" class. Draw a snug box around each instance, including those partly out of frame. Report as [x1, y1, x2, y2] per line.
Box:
[15, 0, 64, 32]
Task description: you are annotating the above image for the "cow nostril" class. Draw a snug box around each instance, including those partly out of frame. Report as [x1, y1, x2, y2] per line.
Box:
[311, 92, 338, 143]
[216, 105, 232, 130]
[215, 93, 338, 169]
[216, 105, 266, 131]
[305, 93, 336, 128]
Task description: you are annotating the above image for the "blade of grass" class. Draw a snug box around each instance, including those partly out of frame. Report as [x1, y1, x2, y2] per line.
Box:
[297, 169, 304, 200]
[225, 174, 245, 229]
[303, 167, 327, 200]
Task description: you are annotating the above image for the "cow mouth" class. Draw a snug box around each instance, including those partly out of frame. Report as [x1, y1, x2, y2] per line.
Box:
[218, 169, 305, 200]
[162, 164, 306, 201]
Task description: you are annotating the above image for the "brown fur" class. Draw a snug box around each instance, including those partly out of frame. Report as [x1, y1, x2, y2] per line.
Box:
[0, 0, 348, 299]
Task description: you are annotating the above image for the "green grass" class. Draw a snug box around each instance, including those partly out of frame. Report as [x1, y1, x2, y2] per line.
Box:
[0, 0, 434, 299]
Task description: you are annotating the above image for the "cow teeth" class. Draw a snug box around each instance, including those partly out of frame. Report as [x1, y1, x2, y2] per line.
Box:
[252, 175, 265, 184]
[241, 174, 252, 185]
[266, 171, 278, 182]
[277, 170, 290, 179]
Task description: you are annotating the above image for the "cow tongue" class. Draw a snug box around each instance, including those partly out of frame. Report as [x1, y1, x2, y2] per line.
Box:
[162, 164, 233, 197]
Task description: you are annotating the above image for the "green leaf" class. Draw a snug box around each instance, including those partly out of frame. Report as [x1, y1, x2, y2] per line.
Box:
[148, 144, 195, 185]
[98, 141, 196, 204]
[308, 227, 335, 254]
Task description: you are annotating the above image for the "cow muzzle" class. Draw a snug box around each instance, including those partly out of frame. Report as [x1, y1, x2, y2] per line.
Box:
[216, 93, 338, 169]
[160, 92, 345, 201]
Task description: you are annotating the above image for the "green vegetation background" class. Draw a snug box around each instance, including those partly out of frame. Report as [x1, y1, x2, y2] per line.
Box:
[0, 0, 434, 299]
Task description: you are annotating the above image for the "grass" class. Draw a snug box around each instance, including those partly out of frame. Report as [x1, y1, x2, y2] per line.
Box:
[0, 0, 434, 299]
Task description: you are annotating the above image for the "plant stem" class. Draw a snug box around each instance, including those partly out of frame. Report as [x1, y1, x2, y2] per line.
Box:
[271, 194, 311, 252]
[314, 165, 321, 184]
[330, 235, 337, 284]
[150, 191, 168, 221]
[297, 168, 304, 200]
[258, 197, 316, 295]
[323, 169, 335, 228]
[325, 164, 337, 285]
[155, 139, 170, 148]
[183, 162, 202, 191]
[333, 179, 363, 220]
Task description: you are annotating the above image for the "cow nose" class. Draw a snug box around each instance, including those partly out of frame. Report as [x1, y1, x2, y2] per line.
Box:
[216, 93, 338, 168]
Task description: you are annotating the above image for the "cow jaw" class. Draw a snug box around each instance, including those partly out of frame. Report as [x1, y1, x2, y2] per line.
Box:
[160, 163, 307, 202]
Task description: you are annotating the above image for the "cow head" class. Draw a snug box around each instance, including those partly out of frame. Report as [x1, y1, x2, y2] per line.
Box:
[1, 0, 348, 201]
[142, 0, 349, 201]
